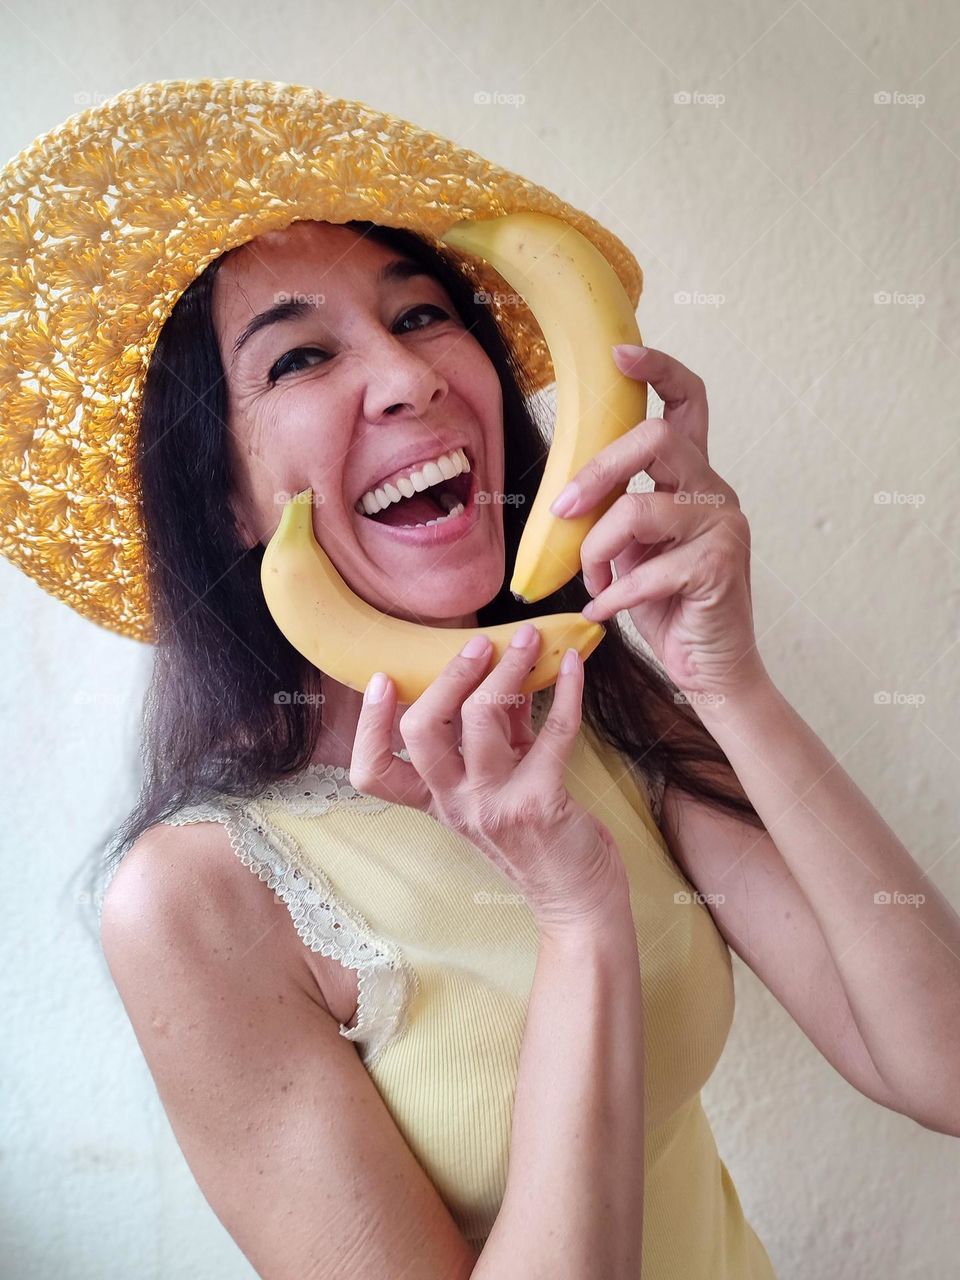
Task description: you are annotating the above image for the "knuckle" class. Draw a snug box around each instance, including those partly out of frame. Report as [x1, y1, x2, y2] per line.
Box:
[643, 417, 672, 451]
[541, 707, 578, 739]
[583, 455, 607, 488]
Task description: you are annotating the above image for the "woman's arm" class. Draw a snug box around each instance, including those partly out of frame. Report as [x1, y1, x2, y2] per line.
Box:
[686, 676, 960, 1137]
[475, 883, 646, 1280]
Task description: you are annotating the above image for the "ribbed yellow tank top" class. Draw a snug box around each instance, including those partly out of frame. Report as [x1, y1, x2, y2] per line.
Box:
[158, 700, 777, 1278]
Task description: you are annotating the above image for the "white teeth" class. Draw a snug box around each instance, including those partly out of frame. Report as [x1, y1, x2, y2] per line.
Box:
[396, 500, 465, 529]
[355, 447, 472, 515]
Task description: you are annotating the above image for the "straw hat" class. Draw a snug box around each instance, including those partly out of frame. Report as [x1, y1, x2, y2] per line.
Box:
[0, 77, 642, 644]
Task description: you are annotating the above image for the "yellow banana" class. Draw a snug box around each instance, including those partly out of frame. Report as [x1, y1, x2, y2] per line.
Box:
[439, 211, 648, 604]
[261, 490, 606, 705]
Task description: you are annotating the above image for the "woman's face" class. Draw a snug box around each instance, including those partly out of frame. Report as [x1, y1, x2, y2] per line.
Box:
[212, 220, 506, 623]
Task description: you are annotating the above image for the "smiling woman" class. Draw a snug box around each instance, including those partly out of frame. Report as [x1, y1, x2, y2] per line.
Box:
[84, 215, 763, 889]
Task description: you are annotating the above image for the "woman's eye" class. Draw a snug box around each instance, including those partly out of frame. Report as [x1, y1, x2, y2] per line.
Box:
[268, 348, 327, 381]
[395, 303, 452, 332]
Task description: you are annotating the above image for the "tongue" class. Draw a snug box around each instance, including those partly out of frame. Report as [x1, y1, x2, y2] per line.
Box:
[370, 491, 447, 527]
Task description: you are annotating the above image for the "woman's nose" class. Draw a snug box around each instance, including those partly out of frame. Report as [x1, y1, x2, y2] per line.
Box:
[362, 334, 449, 421]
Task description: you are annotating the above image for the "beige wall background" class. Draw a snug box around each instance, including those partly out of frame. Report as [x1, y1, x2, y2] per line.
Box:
[2, 1, 958, 1276]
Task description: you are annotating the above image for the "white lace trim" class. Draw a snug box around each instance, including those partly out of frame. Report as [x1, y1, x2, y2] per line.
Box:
[160, 795, 419, 1071]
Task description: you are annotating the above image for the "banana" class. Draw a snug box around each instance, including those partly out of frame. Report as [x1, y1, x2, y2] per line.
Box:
[439, 211, 648, 604]
[261, 489, 606, 705]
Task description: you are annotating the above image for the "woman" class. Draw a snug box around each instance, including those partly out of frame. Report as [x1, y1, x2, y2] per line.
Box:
[3, 78, 958, 1279]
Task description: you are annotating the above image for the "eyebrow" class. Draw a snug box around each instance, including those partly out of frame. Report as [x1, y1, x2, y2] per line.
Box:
[230, 258, 436, 366]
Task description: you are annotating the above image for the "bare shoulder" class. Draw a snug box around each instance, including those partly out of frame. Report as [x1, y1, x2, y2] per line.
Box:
[100, 817, 336, 1014]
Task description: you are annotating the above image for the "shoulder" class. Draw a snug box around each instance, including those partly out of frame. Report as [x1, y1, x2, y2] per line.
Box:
[99, 815, 319, 1002]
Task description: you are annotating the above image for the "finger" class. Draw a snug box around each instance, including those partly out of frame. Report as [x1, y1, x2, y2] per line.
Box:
[612, 344, 710, 460]
[462, 623, 543, 779]
[397, 635, 496, 792]
[515, 643, 585, 789]
[579, 491, 719, 597]
[549, 418, 714, 522]
[581, 535, 716, 622]
[350, 673, 432, 811]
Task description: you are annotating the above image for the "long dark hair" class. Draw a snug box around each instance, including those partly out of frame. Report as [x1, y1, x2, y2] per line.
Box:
[75, 217, 764, 935]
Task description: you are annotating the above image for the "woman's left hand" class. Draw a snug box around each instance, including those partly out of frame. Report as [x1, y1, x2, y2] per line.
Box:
[550, 344, 768, 705]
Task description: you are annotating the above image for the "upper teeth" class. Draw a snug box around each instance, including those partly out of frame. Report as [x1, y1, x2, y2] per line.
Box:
[354, 448, 471, 516]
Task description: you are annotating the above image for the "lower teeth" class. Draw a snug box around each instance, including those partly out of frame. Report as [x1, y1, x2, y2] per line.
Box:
[401, 500, 465, 529]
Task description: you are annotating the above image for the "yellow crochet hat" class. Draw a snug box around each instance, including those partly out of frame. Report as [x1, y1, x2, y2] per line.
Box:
[0, 77, 642, 644]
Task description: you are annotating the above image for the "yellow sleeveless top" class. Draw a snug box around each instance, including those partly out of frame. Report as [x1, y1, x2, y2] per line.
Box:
[156, 696, 777, 1278]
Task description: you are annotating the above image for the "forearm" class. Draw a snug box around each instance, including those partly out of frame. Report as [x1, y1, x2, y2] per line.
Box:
[473, 886, 645, 1280]
[696, 676, 960, 1124]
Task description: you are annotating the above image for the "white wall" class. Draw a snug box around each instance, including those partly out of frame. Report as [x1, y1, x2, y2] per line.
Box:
[2, 1, 958, 1276]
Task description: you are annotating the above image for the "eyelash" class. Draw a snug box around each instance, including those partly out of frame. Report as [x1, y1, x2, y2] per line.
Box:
[267, 304, 454, 382]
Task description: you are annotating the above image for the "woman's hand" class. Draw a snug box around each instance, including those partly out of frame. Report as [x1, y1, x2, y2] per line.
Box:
[551, 344, 767, 704]
[350, 625, 628, 934]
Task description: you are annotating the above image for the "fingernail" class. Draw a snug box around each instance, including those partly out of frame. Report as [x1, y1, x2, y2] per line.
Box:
[365, 672, 388, 703]
[550, 482, 579, 517]
[561, 647, 579, 674]
[461, 634, 490, 658]
[510, 621, 537, 648]
[613, 343, 646, 359]
[581, 600, 600, 620]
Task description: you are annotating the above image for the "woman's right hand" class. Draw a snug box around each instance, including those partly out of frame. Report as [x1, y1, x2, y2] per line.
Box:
[349, 623, 629, 934]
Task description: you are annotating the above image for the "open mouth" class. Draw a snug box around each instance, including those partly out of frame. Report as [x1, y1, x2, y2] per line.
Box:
[358, 451, 476, 529]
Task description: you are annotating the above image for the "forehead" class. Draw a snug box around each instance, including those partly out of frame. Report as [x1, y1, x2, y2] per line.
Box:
[212, 221, 396, 327]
